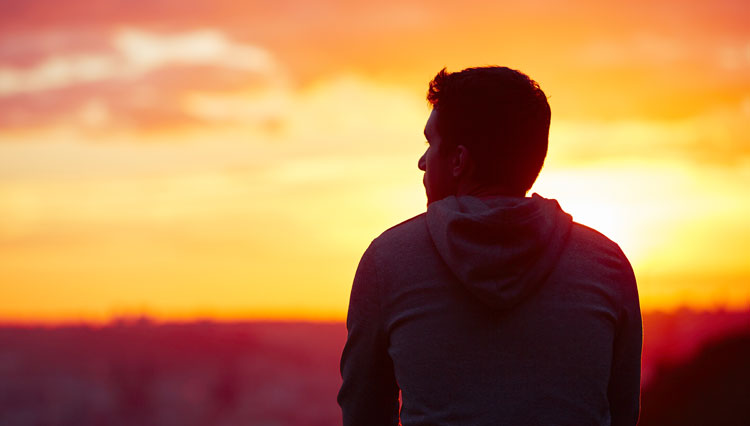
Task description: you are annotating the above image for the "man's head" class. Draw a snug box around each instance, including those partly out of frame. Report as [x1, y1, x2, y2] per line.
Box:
[418, 66, 551, 204]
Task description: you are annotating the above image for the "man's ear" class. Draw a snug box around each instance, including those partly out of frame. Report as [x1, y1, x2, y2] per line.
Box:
[452, 145, 472, 178]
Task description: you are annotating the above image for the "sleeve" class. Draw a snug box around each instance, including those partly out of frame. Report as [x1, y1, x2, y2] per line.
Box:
[337, 242, 400, 426]
[607, 254, 643, 426]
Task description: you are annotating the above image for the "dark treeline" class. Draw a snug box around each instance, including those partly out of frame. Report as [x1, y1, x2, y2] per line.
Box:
[638, 332, 750, 426]
[0, 309, 748, 426]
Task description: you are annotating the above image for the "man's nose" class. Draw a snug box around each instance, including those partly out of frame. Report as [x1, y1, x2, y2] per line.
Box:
[418, 153, 426, 171]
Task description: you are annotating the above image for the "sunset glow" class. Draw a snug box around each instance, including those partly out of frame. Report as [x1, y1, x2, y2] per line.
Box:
[1, 0, 749, 323]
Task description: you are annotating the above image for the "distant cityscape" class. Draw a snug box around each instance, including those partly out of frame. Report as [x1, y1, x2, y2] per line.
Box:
[1, 308, 748, 426]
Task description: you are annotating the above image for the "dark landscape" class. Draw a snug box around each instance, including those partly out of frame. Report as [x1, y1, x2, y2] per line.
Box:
[1, 308, 748, 426]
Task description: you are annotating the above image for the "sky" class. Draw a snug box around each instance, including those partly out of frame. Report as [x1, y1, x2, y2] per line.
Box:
[1, 0, 749, 322]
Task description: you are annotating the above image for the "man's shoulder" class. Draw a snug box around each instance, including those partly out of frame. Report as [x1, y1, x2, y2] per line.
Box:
[569, 221, 628, 260]
[566, 221, 637, 291]
[363, 213, 431, 261]
[373, 213, 428, 246]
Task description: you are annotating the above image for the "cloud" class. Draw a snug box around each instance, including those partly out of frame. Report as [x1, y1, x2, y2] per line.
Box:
[113, 28, 276, 75]
[577, 34, 693, 67]
[181, 86, 291, 125]
[0, 54, 115, 95]
[0, 28, 285, 131]
[718, 41, 750, 70]
[0, 74, 425, 181]
[549, 100, 750, 167]
[0, 28, 276, 96]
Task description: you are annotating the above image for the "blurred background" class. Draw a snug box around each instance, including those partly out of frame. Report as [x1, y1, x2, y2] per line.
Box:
[1, 0, 749, 425]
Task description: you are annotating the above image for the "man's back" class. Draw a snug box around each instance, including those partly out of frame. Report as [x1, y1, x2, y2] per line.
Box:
[338, 195, 642, 426]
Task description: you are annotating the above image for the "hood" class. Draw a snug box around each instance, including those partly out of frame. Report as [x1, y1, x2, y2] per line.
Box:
[426, 193, 573, 310]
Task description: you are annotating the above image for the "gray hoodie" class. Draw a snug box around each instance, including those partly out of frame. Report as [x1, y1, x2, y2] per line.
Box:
[339, 194, 642, 426]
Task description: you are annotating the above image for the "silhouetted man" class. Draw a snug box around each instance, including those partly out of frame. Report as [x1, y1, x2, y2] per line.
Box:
[338, 66, 642, 426]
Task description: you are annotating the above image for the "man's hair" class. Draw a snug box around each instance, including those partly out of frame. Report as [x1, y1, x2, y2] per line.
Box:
[427, 66, 551, 194]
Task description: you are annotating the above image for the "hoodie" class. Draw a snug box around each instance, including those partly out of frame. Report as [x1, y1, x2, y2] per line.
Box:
[339, 194, 642, 426]
[427, 194, 572, 311]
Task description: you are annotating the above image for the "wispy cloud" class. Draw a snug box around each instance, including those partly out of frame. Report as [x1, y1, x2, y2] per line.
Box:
[0, 28, 283, 131]
[0, 28, 276, 96]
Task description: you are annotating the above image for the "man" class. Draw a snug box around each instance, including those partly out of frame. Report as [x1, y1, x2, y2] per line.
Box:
[338, 66, 642, 426]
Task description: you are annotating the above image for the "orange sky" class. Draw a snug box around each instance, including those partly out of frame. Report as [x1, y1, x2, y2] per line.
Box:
[1, 0, 749, 323]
